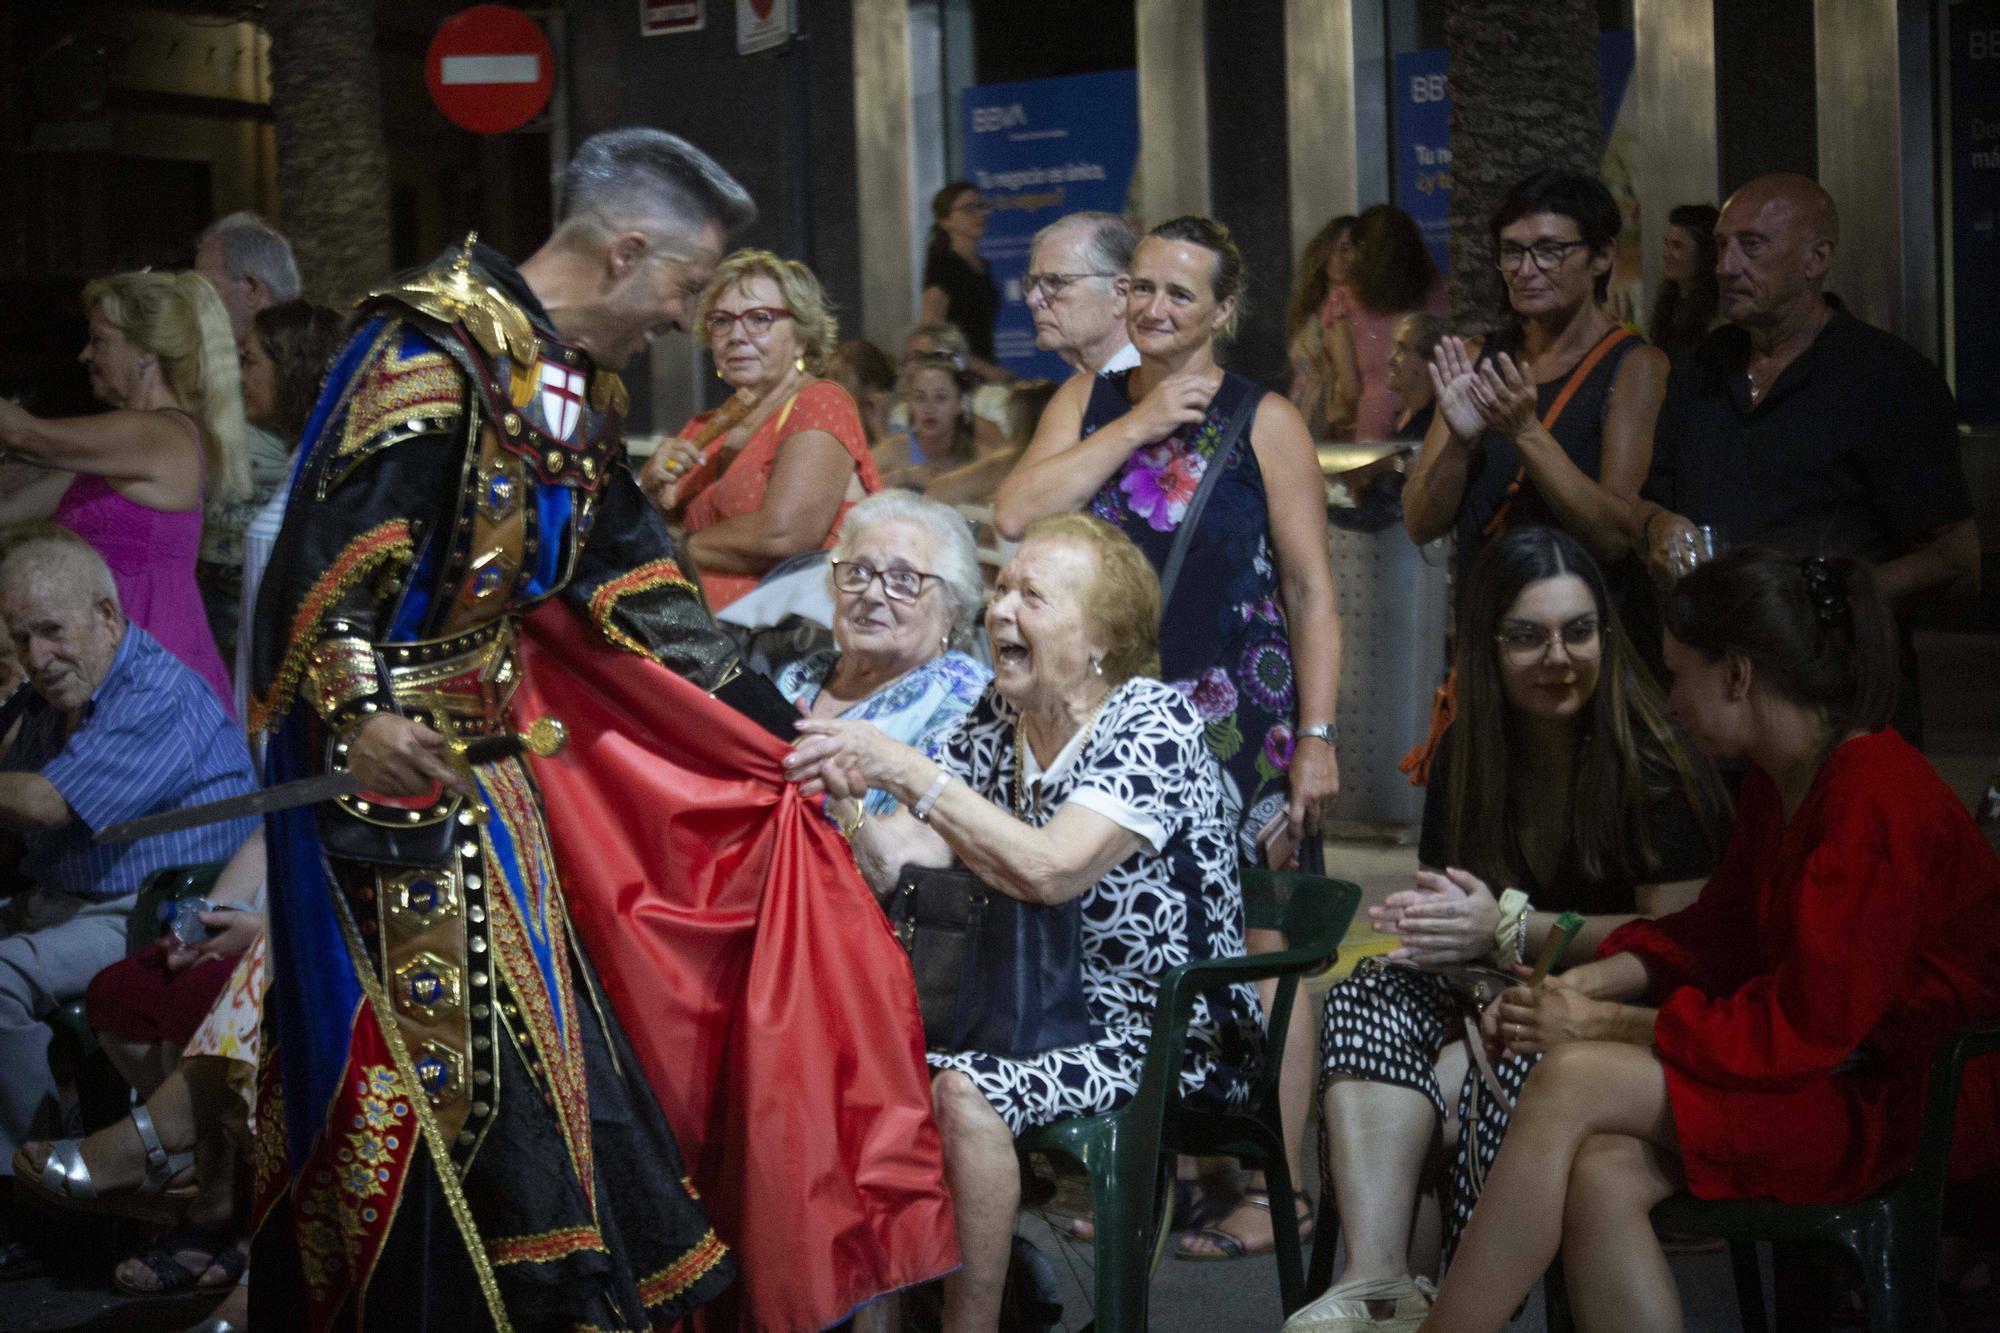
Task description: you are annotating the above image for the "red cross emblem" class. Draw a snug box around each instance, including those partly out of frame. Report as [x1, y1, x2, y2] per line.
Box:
[537, 363, 586, 441]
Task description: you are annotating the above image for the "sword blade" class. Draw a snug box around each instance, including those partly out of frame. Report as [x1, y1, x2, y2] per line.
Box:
[95, 771, 363, 844]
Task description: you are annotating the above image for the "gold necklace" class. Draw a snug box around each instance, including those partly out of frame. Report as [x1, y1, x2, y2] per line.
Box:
[1013, 690, 1113, 819]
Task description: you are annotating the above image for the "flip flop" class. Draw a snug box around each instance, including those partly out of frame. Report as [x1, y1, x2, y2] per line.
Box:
[1173, 1190, 1315, 1262]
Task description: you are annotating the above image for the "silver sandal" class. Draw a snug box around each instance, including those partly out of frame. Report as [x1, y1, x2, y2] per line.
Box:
[12, 1105, 195, 1223]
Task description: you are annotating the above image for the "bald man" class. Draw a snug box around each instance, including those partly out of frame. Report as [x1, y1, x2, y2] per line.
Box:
[0, 524, 255, 1228]
[1634, 172, 1978, 744]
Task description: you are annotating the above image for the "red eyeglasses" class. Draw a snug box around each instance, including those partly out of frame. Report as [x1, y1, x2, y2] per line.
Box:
[702, 307, 795, 338]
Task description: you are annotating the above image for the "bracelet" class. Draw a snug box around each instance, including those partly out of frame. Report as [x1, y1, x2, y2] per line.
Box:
[911, 769, 953, 822]
[1493, 887, 1531, 968]
[835, 802, 866, 841]
[1296, 723, 1336, 745]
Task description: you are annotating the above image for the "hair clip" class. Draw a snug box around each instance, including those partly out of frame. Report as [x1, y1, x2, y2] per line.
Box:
[1798, 556, 1850, 634]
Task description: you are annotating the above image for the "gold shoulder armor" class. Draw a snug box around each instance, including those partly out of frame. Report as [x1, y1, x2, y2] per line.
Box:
[368, 231, 538, 364]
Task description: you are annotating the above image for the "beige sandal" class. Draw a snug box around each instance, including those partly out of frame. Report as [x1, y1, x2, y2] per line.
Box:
[1282, 1274, 1436, 1333]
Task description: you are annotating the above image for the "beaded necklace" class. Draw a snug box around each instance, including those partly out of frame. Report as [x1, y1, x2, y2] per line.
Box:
[1012, 688, 1113, 820]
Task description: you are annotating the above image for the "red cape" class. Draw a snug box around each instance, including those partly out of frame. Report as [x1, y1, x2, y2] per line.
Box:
[517, 603, 958, 1331]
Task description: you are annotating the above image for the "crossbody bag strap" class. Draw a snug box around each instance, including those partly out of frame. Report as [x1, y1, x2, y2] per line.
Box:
[1158, 385, 1262, 608]
[1480, 325, 1633, 538]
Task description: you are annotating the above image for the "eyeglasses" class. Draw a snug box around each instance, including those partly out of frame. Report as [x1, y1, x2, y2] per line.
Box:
[1495, 616, 1603, 665]
[952, 198, 993, 215]
[1495, 240, 1589, 273]
[702, 307, 794, 339]
[831, 560, 941, 604]
[1021, 272, 1118, 299]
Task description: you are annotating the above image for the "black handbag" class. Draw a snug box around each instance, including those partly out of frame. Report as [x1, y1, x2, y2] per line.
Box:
[887, 864, 1095, 1058]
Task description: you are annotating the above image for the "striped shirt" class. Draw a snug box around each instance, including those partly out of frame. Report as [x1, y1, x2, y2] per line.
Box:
[3, 624, 258, 900]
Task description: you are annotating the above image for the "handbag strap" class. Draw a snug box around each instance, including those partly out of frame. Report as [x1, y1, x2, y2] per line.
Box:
[1158, 384, 1262, 609]
[1479, 326, 1632, 538]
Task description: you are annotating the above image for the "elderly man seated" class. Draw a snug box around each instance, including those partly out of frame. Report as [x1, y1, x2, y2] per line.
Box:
[0, 524, 256, 1244]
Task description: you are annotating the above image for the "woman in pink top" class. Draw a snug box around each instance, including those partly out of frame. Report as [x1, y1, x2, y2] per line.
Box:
[1327, 205, 1450, 443]
[0, 271, 247, 709]
[638, 250, 879, 610]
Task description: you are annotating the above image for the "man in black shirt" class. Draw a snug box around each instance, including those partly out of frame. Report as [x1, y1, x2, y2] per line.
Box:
[1633, 173, 1979, 743]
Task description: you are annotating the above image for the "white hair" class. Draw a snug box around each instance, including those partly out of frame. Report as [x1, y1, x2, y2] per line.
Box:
[198, 212, 301, 302]
[829, 492, 984, 649]
[0, 531, 122, 611]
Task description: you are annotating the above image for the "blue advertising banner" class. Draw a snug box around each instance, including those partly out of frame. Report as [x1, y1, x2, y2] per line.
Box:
[1393, 33, 1636, 277]
[1950, 4, 2000, 424]
[961, 69, 1139, 381]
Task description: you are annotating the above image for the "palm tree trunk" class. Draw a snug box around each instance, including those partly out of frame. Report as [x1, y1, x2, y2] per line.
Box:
[1445, 0, 1602, 329]
[266, 0, 392, 306]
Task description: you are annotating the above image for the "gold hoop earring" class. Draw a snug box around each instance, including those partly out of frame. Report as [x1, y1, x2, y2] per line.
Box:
[795, 356, 808, 374]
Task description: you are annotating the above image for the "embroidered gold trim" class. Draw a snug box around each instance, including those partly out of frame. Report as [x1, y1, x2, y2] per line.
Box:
[584, 559, 704, 658]
[305, 637, 379, 720]
[330, 873, 515, 1333]
[489, 1224, 608, 1267]
[336, 344, 462, 460]
[638, 1228, 729, 1309]
[370, 231, 539, 364]
[250, 520, 415, 733]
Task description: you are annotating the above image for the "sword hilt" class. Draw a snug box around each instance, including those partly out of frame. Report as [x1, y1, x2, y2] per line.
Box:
[458, 717, 568, 766]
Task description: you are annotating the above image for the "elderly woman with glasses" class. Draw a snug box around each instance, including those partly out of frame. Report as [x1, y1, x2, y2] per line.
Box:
[639, 249, 881, 609]
[785, 513, 1261, 1333]
[1285, 527, 1726, 1333]
[774, 492, 991, 816]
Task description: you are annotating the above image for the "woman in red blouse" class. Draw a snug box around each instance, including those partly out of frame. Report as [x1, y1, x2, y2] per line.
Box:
[638, 249, 880, 609]
[1417, 549, 2000, 1333]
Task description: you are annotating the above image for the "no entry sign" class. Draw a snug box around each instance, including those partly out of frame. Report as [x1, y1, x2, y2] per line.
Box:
[426, 5, 553, 134]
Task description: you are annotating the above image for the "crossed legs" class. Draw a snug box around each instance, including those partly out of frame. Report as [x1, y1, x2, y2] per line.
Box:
[1418, 1041, 1684, 1333]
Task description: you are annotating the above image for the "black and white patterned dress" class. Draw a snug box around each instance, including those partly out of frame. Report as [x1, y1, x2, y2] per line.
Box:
[926, 679, 1264, 1135]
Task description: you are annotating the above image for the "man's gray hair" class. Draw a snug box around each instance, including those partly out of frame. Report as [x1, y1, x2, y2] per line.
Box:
[1032, 211, 1140, 277]
[197, 212, 300, 302]
[0, 522, 121, 610]
[829, 492, 985, 650]
[559, 128, 756, 243]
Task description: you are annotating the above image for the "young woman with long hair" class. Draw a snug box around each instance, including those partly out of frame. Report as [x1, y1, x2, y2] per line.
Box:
[1417, 548, 2000, 1333]
[1288, 526, 1727, 1333]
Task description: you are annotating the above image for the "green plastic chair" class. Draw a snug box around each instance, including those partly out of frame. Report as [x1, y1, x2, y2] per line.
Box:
[45, 861, 229, 1129]
[1650, 1020, 2000, 1333]
[1016, 870, 1360, 1332]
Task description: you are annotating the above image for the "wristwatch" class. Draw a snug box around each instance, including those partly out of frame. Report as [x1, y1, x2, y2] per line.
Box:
[1296, 724, 1337, 745]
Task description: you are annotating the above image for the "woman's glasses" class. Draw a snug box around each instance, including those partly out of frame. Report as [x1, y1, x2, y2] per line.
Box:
[702, 306, 795, 338]
[1495, 239, 1588, 273]
[831, 560, 940, 604]
[1495, 616, 1603, 665]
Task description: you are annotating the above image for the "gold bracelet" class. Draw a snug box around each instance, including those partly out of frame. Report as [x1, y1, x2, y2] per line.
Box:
[836, 802, 866, 840]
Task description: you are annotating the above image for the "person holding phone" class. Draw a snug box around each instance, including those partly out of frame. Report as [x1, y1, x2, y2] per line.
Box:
[1416, 548, 2000, 1333]
[1287, 527, 1726, 1332]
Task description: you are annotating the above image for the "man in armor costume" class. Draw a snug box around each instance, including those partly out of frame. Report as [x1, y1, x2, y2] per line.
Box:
[247, 128, 796, 1332]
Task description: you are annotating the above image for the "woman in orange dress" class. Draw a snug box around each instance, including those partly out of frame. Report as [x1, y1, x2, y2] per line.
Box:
[639, 250, 879, 609]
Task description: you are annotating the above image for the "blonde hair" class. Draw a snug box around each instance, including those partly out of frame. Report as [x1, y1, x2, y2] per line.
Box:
[696, 249, 837, 374]
[83, 271, 250, 506]
[1019, 513, 1161, 685]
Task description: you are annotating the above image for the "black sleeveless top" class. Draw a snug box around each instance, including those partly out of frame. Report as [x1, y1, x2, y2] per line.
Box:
[1454, 330, 1641, 598]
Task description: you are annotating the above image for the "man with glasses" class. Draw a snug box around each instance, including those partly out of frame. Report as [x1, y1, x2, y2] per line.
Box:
[1022, 211, 1141, 377]
[1630, 173, 1977, 745]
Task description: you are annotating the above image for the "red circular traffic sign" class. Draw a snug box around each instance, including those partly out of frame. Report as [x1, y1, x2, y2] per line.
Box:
[425, 5, 552, 135]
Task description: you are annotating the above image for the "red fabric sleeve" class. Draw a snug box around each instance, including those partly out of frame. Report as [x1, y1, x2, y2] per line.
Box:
[1600, 770, 1770, 998]
[1649, 789, 1925, 1095]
